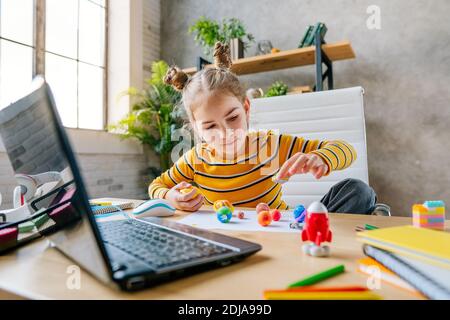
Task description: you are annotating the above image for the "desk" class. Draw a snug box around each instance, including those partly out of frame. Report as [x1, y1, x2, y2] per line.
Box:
[0, 199, 436, 300]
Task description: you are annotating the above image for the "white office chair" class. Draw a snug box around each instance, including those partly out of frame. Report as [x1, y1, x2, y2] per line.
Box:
[250, 86, 372, 209]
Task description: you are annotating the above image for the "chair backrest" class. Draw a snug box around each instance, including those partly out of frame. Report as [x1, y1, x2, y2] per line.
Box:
[249, 86, 368, 208]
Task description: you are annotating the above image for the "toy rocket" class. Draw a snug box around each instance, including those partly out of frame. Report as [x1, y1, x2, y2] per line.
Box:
[301, 201, 332, 257]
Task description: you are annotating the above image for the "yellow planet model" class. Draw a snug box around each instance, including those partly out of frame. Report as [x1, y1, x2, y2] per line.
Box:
[213, 199, 234, 213]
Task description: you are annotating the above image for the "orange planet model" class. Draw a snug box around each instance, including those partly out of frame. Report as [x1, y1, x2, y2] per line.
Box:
[258, 210, 272, 227]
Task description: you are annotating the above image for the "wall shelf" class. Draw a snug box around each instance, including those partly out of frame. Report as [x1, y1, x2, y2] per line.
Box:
[183, 37, 355, 91]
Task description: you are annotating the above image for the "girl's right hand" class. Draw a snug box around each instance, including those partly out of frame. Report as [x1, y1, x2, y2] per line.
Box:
[164, 182, 204, 212]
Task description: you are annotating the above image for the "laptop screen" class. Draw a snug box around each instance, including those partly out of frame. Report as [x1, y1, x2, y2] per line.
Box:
[0, 76, 113, 284]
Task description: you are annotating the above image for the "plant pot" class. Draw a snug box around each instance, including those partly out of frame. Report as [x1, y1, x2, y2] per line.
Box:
[229, 38, 244, 60]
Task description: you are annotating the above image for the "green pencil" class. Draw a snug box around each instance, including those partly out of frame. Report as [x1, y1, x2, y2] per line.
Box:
[287, 264, 345, 288]
[365, 224, 379, 230]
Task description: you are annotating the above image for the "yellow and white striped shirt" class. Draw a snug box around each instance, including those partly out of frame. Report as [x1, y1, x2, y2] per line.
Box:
[148, 130, 357, 209]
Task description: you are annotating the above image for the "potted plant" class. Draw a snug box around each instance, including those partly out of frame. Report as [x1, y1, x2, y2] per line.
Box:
[265, 81, 289, 97]
[188, 17, 254, 60]
[110, 61, 184, 176]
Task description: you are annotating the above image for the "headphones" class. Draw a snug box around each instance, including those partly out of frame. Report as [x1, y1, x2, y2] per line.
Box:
[15, 172, 62, 202]
[0, 172, 62, 224]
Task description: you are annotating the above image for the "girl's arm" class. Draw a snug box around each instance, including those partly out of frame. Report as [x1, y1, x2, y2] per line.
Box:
[278, 135, 357, 179]
[148, 149, 203, 211]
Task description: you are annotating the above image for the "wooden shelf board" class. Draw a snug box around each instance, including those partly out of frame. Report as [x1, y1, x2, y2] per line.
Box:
[183, 41, 355, 76]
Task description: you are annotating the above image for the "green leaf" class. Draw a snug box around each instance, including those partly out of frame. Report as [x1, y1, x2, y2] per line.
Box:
[188, 16, 254, 56]
[265, 81, 289, 97]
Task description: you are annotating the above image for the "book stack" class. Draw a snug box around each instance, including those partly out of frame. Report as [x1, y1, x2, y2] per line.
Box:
[298, 22, 328, 48]
[412, 200, 445, 230]
[358, 225, 450, 300]
[357, 257, 420, 295]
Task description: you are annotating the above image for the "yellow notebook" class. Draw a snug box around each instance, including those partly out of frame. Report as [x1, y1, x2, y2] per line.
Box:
[357, 226, 450, 270]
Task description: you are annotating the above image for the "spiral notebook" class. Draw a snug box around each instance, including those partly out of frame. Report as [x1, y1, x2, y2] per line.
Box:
[363, 245, 450, 300]
[90, 201, 134, 215]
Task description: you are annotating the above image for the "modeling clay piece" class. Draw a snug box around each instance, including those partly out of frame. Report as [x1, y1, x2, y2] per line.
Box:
[237, 211, 245, 219]
[256, 203, 270, 214]
[180, 187, 201, 198]
[301, 202, 332, 257]
[412, 200, 445, 230]
[272, 173, 289, 185]
[216, 206, 232, 223]
[213, 200, 234, 213]
[271, 209, 281, 221]
[258, 210, 272, 227]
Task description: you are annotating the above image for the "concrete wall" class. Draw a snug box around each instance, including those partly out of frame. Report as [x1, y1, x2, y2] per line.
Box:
[143, 0, 161, 80]
[161, 0, 450, 216]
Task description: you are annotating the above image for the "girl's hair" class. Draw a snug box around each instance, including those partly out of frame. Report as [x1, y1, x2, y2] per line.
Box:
[163, 42, 246, 123]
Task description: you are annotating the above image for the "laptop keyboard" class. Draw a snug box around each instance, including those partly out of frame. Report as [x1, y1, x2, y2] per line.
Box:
[98, 219, 233, 270]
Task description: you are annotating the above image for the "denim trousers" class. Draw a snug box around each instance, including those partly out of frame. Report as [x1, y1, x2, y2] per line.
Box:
[320, 178, 377, 215]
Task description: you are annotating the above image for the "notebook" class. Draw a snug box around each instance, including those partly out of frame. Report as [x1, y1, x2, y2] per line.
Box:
[357, 225, 450, 269]
[357, 257, 418, 294]
[363, 245, 450, 300]
[90, 201, 134, 215]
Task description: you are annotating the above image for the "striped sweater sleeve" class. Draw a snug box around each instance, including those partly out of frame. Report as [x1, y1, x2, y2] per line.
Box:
[279, 135, 357, 175]
[148, 148, 196, 199]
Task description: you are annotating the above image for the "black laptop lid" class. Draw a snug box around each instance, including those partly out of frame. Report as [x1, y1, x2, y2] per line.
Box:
[0, 76, 113, 284]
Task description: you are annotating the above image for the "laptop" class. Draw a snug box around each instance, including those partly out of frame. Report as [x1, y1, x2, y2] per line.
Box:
[0, 76, 261, 291]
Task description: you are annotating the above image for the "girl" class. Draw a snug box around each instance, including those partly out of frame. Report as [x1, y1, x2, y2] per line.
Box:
[149, 42, 379, 214]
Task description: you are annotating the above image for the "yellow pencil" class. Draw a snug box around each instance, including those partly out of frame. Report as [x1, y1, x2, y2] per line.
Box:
[264, 291, 382, 300]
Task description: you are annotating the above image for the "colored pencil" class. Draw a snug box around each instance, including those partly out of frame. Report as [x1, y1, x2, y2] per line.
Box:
[264, 291, 382, 300]
[287, 264, 345, 288]
[266, 286, 368, 293]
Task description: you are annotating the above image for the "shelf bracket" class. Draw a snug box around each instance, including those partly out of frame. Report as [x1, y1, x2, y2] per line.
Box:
[196, 57, 211, 72]
[313, 29, 334, 91]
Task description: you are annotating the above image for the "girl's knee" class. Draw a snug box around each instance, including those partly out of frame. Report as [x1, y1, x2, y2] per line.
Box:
[340, 179, 377, 214]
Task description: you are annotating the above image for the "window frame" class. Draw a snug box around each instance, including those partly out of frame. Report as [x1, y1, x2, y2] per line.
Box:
[0, 0, 109, 130]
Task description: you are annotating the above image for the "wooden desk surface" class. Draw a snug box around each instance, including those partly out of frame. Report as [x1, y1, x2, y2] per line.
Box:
[0, 200, 432, 300]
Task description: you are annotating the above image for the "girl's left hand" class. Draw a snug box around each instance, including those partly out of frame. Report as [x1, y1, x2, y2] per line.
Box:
[278, 152, 329, 180]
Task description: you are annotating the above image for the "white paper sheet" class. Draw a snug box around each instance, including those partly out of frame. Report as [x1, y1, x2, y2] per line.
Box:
[178, 209, 300, 233]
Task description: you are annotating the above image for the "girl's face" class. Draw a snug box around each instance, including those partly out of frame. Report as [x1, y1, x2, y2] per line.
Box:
[191, 91, 250, 159]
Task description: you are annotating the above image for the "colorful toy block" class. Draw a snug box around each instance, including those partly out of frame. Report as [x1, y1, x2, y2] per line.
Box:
[412, 200, 445, 230]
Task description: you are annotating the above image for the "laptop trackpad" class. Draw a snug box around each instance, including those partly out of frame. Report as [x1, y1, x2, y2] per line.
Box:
[103, 243, 155, 275]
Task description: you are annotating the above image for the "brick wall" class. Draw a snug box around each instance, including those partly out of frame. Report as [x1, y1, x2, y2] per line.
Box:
[0, 151, 149, 210]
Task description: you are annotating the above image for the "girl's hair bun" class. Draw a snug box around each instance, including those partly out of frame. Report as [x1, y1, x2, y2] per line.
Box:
[163, 66, 189, 91]
[213, 41, 233, 70]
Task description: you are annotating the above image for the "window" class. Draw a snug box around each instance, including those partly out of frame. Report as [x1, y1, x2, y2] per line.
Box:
[0, 0, 107, 130]
[0, 0, 35, 108]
